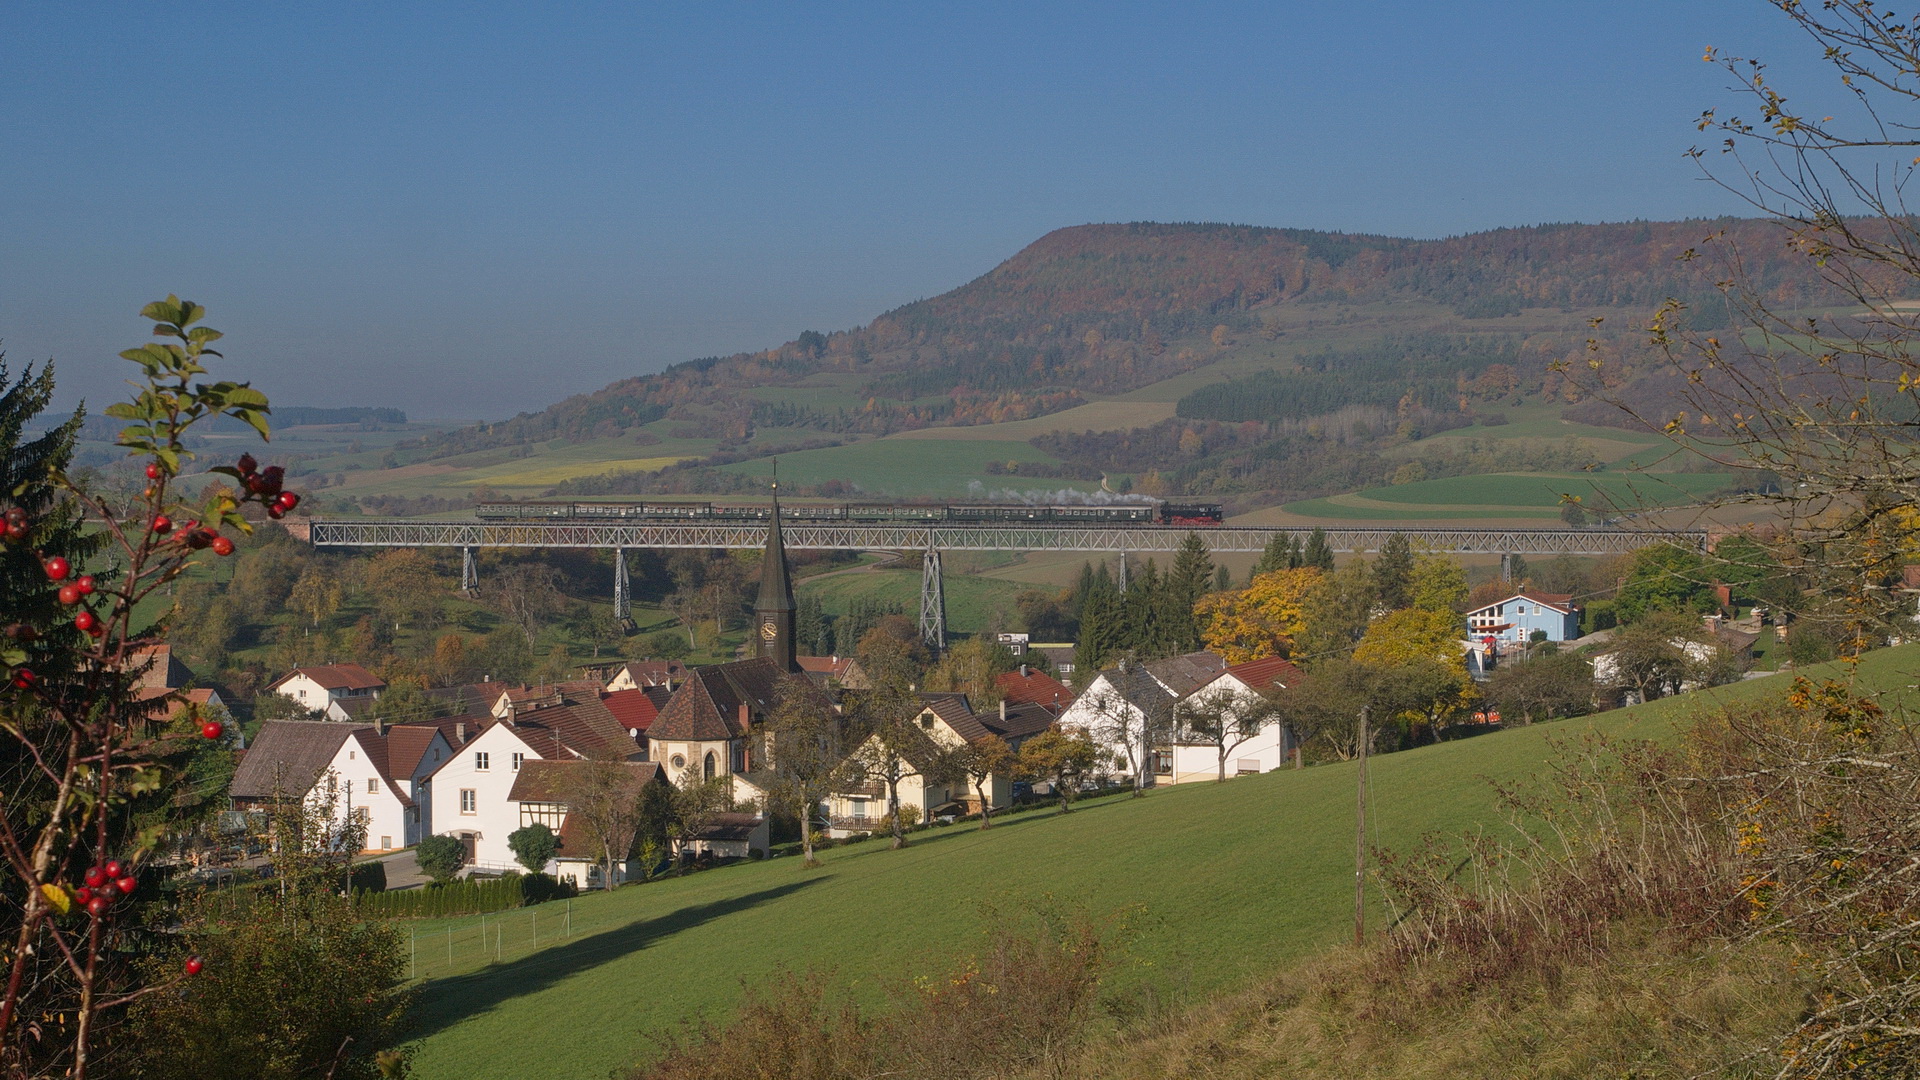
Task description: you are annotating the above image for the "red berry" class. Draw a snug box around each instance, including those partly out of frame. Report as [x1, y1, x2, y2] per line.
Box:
[86, 896, 109, 918]
[145, 463, 162, 481]
[103, 860, 122, 878]
[266, 506, 284, 520]
[84, 867, 106, 889]
[184, 956, 204, 975]
[75, 886, 94, 905]
[85, 621, 105, 639]
[58, 585, 81, 605]
[201, 720, 224, 740]
[75, 575, 94, 596]
[73, 612, 95, 633]
[3, 508, 24, 526]
[150, 515, 172, 535]
[184, 529, 211, 550]
[5, 522, 24, 540]
[43, 557, 70, 581]
[115, 876, 136, 895]
[236, 453, 257, 476]
[210, 536, 234, 556]
[10, 668, 35, 689]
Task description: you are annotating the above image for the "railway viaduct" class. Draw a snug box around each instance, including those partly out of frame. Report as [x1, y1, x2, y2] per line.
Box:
[300, 518, 1704, 649]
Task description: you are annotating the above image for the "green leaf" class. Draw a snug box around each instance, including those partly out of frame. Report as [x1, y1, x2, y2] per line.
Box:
[140, 296, 183, 324]
[102, 402, 143, 420]
[232, 408, 271, 440]
[186, 327, 223, 344]
[222, 385, 269, 408]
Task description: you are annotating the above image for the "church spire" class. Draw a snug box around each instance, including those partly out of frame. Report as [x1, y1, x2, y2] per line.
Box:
[754, 463, 798, 671]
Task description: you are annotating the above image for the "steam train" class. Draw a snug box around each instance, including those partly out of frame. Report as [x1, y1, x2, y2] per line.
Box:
[473, 500, 1224, 527]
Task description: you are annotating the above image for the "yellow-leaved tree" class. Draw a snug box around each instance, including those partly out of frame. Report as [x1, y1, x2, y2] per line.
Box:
[1353, 607, 1476, 742]
[1194, 567, 1320, 663]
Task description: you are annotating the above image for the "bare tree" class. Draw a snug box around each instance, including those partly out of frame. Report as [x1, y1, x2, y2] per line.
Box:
[488, 563, 566, 647]
[760, 683, 844, 865]
[843, 712, 939, 849]
[1176, 683, 1284, 782]
[552, 753, 650, 890]
[951, 734, 1014, 828]
[1077, 663, 1175, 795]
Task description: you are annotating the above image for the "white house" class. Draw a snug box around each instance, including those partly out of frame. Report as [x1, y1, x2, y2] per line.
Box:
[1056, 660, 1182, 785]
[228, 721, 419, 853]
[265, 663, 387, 713]
[1155, 656, 1303, 784]
[420, 700, 637, 870]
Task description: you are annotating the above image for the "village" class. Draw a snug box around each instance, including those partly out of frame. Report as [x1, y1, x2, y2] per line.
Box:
[208, 494, 1777, 891]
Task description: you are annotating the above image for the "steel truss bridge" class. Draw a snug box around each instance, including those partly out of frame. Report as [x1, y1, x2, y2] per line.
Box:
[305, 519, 1707, 649]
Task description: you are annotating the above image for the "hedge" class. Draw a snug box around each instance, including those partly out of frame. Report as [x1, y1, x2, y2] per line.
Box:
[353, 872, 574, 919]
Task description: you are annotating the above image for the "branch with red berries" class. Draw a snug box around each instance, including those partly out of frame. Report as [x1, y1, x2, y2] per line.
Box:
[0, 296, 287, 1075]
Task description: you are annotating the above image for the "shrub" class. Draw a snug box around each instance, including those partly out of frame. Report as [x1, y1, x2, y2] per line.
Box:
[508, 822, 559, 873]
[416, 835, 465, 884]
[348, 860, 387, 894]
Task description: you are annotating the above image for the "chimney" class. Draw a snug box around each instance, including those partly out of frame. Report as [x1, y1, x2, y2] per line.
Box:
[738, 703, 750, 729]
[999, 699, 1007, 722]
[455, 721, 467, 743]
[1020, 664, 1029, 678]
[375, 717, 387, 736]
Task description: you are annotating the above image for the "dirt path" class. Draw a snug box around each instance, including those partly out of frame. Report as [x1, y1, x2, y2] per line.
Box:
[801, 550, 905, 583]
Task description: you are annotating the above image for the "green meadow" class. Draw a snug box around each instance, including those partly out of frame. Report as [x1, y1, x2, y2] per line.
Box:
[397, 645, 1920, 1080]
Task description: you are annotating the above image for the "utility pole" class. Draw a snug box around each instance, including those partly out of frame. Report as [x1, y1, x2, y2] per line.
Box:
[1354, 704, 1370, 948]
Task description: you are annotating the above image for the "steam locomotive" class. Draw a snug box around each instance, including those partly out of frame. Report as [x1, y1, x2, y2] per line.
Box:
[473, 500, 1224, 527]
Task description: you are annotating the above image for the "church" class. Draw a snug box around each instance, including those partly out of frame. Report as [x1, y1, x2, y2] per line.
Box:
[644, 481, 832, 802]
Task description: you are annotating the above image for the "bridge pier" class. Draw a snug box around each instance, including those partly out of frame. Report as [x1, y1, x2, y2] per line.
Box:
[919, 548, 946, 653]
[613, 547, 633, 629]
[1500, 553, 1514, 583]
[460, 546, 478, 594]
[1117, 549, 1130, 594]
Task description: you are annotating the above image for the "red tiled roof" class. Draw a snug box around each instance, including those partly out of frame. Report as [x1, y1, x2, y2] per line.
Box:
[383, 725, 447, 780]
[649, 658, 806, 742]
[995, 668, 1072, 709]
[1219, 656, 1303, 692]
[348, 729, 415, 809]
[269, 663, 386, 692]
[919, 693, 992, 742]
[601, 687, 661, 732]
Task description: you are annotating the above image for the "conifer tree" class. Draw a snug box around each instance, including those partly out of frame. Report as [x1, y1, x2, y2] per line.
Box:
[1373, 534, 1415, 609]
[1302, 528, 1335, 571]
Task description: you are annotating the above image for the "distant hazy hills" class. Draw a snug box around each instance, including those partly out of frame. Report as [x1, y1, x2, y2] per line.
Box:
[412, 218, 1837, 458]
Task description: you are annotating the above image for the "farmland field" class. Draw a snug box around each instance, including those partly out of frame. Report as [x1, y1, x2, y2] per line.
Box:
[723, 437, 1066, 497]
[1286, 470, 1734, 521]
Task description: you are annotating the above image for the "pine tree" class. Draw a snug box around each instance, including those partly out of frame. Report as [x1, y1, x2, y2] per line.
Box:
[1253, 534, 1290, 576]
[1373, 534, 1415, 610]
[1074, 568, 1122, 673]
[1303, 528, 1335, 571]
[1166, 534, 1214, 651]
[1, 358, 98, 682]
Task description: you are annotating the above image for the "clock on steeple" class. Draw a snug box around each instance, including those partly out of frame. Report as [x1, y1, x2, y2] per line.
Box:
[753, 469, 798, 672]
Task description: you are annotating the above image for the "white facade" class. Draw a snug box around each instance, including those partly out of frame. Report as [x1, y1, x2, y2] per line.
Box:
[271, 670, 382, 712]
[316, 732, 415, 853]
[1157, 674, 1296, 784]
[1055, 674, 1155, 781]
[423, 724, 547, 871]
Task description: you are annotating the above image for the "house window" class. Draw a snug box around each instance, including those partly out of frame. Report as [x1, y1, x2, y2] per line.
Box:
[460, 789, 476, 814]
[351, 807, 369, 825]
[670, 753, 686, 769]
[367, 778, 378, 794]
[380, 835, 392, 849]
[511, 753, 525, 771]
[919, 714, 934, 729]
[851, 797, 868, 820]
[703, 751, 716, 779]
[475, 752, 490, 771]
[1151, 750, 1173, 775]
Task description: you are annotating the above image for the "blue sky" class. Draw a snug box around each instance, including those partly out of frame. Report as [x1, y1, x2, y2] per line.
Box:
[0, 2, 1815, 421]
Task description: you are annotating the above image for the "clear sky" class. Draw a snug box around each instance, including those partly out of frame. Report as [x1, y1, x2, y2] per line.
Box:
[0, 2, 1817, 422]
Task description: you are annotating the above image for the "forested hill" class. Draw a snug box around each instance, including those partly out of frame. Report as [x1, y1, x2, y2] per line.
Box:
[408, 218, 1846, 457]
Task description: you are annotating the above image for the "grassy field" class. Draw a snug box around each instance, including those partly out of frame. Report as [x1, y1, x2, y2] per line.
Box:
[798, 561, 1030, 635]
[396, 644, 1920, 1080]
[1285, 470, 1734, 521]
[723, 437, 1065, 497]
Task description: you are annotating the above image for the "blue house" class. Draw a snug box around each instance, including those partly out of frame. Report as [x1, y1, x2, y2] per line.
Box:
[1465, 590, 1581, 646]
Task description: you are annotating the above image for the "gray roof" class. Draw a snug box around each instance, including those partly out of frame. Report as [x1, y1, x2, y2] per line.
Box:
[230, 721, 360, 800]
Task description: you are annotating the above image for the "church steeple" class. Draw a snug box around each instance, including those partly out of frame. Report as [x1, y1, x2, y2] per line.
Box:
[754, 466, 798, 672]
